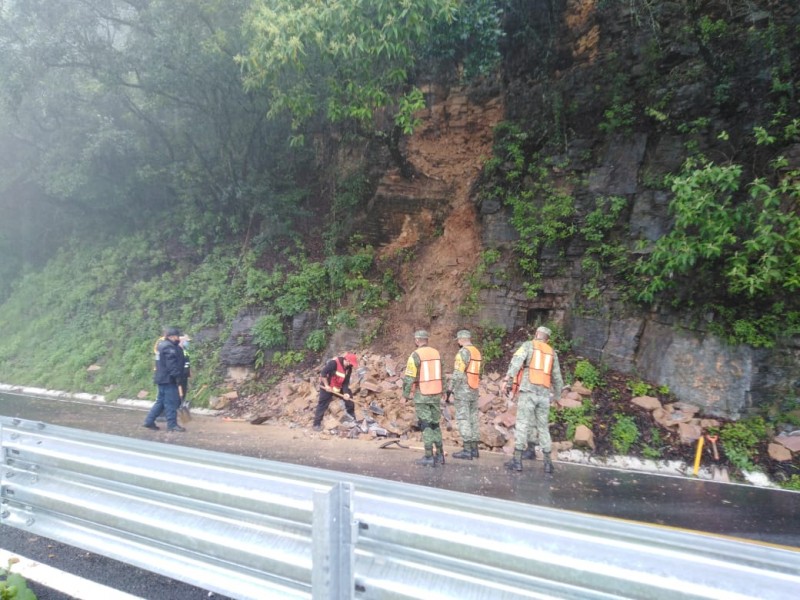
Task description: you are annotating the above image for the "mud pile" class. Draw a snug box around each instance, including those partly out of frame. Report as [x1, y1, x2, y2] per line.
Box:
[233, 352, 538, 453]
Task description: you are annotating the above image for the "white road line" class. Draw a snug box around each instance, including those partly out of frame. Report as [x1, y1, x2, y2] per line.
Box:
[0, 549, 143, 600]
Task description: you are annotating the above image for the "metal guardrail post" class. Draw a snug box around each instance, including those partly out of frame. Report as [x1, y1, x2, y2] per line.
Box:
[312, 482, 355, 600]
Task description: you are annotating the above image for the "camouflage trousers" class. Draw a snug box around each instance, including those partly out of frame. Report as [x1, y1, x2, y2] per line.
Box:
[515, 388, 551, 452]
[414, 399, 443, 449]
[454, 390, 479, 443]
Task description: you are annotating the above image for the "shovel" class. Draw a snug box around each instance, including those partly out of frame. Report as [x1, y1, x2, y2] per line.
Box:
[178, 383, 207, 425]
[177, 385, 192, 425]
[706, 434, 720, 460]
[379, 439, 410, 450]
[441, 394, 453, 430]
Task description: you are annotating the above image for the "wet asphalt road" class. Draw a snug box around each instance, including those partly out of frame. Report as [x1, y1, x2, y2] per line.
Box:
[1, 391, 799, 598]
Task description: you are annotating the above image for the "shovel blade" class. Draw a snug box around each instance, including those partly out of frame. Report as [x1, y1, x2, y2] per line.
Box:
[177, 403, 192, 425]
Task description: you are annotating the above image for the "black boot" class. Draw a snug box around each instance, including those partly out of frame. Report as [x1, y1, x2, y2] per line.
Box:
[521, 447, 536, 460]
[415, 455, 435, 466]
[453, 443, 472, 460]
[434, 444, 445, 465]
[543, 451, 554, 474]
[504, 450, 523, 472]
[471, 442, 479, 458]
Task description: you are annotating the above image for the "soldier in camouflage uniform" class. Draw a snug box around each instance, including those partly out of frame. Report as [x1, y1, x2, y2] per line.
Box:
[502, 326, 563, 473]
[448, 330, 482, 460]
[403, 330, 445, 466]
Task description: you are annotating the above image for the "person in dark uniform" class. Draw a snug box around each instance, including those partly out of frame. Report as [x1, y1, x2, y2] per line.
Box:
[312, 352, 359, 432]
[143, 327, 187, 432]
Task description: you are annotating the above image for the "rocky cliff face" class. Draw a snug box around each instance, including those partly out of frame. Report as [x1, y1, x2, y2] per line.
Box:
[363, 1, 800, 418]
[477, 1, 800, 417]
[219, 2, 799, 420]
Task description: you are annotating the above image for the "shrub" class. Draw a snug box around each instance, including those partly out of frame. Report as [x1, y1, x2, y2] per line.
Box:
[610, 415, 640, 454]
[781, 475, 800, 491]
[305, 329, 328, 353]
[478, 324, 506, 362]
[641, 427, 663, 460]
[720, 417, 768, 471]
[272, 350, 304, 369]
[627, 379, 653, 397]
[252, 314, 286, 350]
[0, 559, 36, 599]
[557, 398, 595, 439]
[573, 359, 601, 390]
[634, 159, 800, 347]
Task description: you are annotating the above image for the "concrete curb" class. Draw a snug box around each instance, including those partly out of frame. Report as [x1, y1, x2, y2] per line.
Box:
[0, 383, 222, 417]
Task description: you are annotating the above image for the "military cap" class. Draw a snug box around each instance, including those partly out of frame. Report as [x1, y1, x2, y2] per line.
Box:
[455, 329, 472, 340]
[536, 326, 552, 337]
[414, 330, 430, 339]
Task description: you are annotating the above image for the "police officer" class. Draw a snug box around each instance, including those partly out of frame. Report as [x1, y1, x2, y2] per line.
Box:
[143, 327, 187, 432]
[403, 330, 445, 466]
[501, 326, 563, 473]
[448, 330, 482, 460]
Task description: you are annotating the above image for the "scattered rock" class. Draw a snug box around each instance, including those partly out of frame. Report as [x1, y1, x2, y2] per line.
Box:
[631, 395, 661, 411]
[768, 442, 793, 462]
[573, 424, 596, 450]
[571, 381, 593, 396]
[775, 434, 800, 453]
[678, 422, 703, 445]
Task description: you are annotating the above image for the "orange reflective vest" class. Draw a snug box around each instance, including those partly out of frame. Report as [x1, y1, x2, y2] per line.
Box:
[527, 340, 554, 388]
[328, 358, 348, 393]
[415, 346, 443, 395]
[465, 345, 482, 390]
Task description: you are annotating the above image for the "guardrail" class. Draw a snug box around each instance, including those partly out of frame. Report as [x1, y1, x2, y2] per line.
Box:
[2, 417, 799, 599]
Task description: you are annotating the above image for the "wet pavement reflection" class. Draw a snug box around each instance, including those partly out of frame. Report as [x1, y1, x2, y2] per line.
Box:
[2, 392, 799, 549]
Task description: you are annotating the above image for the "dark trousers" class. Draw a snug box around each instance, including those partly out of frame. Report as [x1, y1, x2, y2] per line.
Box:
[145, 383, 181, 429]
[313, 391, 355, 426]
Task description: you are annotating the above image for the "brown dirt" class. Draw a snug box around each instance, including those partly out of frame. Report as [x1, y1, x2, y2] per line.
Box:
[376, 87, 503, 357]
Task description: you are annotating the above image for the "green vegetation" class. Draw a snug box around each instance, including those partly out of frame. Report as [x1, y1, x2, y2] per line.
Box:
[555, 398, 595, 440]
[482, 122, 576, 297]
[459, 249, 502, 316]
[641, 428, 663, 460]
[579, 195, 630, 299]
[0, 0, 797, 498]
[252, 315, 287, 351]
[627, 379, 653, 397]
[271, 350, 305, 369]
[238, 0, 502, 174]
[0, 231, 392, 400]
[610, 415, 640, 454]
[476, 323, 507, 363]
[573, 360, 602, 391]
[635, 157, 800, 347]
[1, 559, 36, 600]
[599, 99, 635, 135]
[720, 417, 768, 472]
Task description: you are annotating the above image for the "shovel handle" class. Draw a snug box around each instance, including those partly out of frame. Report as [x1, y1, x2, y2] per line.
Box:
[706, 435, 720, 460]
[321, 387, 354, 400]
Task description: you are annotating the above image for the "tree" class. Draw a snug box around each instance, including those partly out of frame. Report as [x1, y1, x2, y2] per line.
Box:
[0, 0, 310, 295]
[238, 0, 459, 177]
